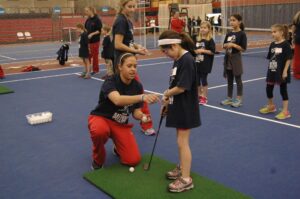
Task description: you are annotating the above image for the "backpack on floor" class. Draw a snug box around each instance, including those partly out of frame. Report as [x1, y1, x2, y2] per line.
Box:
[56, 44, 69, 65]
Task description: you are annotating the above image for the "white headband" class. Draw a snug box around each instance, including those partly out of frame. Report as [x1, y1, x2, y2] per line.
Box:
[158, 39, 181, 46]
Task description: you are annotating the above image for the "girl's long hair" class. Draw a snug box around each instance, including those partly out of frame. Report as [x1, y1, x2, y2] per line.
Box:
[159, 30, 196, 56]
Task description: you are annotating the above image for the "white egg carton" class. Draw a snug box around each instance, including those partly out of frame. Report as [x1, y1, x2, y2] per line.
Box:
[26, 111, 53, 125]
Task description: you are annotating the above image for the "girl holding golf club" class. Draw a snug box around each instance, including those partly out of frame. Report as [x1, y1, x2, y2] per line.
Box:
[88, 53, 160, 169]
[158, 30, 201, 192]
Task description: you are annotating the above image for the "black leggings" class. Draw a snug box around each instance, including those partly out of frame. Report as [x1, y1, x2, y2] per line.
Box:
[226, 70, 243, 97]
[198, 73, 208, 86]
[266, 83, 289, 101]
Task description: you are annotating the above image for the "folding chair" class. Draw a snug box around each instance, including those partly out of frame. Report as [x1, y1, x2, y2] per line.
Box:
[17, 32, 25, 40]
[24, 31, 32, 40]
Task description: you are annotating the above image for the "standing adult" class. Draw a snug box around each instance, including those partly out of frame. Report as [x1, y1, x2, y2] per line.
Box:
[292, 11, 300, 79]
[170, 11, 186, 33]
[85, 6, 102, 75]
[112, 0, 156, 135]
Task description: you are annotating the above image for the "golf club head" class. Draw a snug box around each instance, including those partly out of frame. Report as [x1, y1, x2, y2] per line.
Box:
[143, 163, 150, 171]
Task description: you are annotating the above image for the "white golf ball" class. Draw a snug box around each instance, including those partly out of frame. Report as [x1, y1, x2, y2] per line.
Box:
[129, 167, 135, 172]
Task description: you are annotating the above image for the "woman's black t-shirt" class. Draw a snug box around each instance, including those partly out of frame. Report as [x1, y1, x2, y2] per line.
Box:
[166, 52, 201, 129]
[91, 75, 143, 124]
[112, 14, 134, 63]
[85, 15, 102, 43]
[266, 40, 293, 83]
[195, 38, 215, 73]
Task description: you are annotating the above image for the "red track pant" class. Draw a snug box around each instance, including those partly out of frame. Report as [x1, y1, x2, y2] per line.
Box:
[88, 115, 141, 166]
[89, 42, 100, 73]
[293, 43, 300, 79]
[134, 73, 154, 131]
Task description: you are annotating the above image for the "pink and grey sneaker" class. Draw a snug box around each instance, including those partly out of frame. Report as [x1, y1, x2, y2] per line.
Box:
[142, 128, 156, 136]
[199, 96, 208, 105]
[166, 165, 181, 180]
[168, 177, 194, 192]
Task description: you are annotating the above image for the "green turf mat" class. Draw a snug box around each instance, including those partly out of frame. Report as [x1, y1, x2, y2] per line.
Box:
[0, 85, 14, 95]
[83, 155, 251, 199]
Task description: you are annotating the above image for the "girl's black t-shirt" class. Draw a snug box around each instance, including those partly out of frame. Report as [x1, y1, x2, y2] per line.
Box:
[91, 75, 143, 124]
[112, 14, 134, 63]
[223, 31, 247, 54]
[166, 52, 201, 129]
[266, 40, 293, 83]
[78, 32, 89, 58]
[195, 38, 215, 73]
[101, 35, 114, 59]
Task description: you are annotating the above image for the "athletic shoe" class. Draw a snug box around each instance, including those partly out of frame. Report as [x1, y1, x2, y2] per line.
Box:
[90, 71, 98, 75]
[83, 74, 91, 79]
[259, 105, 277, 114]
[112, 144, 120, 157]
[231, 98, 242, 108]
[199, 96, 208, 105]
[168, 177, 194, 193]
[166, 165, 181, 180]
[142, 128, 156, 136]
[220, 98, 233, 106]
[91, 160, 103, 170]
[80, 72, 86, 77]
[275, 111, 291, 120]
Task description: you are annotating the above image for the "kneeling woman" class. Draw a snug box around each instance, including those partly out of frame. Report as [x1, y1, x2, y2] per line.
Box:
[88, 53, 160, 169]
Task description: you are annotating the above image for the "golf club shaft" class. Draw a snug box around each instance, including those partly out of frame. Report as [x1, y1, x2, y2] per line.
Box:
[147, 107, 166, 170]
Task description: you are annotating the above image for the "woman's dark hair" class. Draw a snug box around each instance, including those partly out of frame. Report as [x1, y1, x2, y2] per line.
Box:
[231, 14, 245, 31]
[116, 53, 136, 74]
[158, 30, 196, 56]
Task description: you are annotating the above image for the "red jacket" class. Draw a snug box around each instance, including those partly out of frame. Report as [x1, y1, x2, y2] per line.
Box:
[171, 17, 186, 33]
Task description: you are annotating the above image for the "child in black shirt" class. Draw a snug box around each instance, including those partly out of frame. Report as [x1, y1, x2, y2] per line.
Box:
[259, 24, 292, 120]
[101, 25, 114, 79]
[158, 30, 200, 193]
[221, 14, 247, 108]
[195, 21, 215, 105]
[76, 24, 91, 79]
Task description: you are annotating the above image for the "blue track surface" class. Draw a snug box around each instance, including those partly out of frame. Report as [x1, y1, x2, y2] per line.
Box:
[1, 47, 300, 199]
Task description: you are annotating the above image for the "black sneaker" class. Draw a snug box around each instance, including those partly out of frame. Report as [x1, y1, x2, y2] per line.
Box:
[90, 71, 98, 75]
[91, 160, 103, 170]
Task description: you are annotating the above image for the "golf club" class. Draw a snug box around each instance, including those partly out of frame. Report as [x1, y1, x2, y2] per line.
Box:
[143, 106, 166, 171]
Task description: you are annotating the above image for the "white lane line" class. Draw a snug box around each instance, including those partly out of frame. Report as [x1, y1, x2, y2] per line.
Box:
[3, 60, 172, 78]
[0, 49, 267, 64]
[0, 73, 76, 83]
[208, 77, 266, 90]
[0, 54, 17, 60]
[204, 104, 300, 129]
[86, 75, 300, 129]
[140, 89, 300, 129]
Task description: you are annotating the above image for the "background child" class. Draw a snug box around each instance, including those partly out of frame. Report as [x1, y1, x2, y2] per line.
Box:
[101, 25, 114, 79]
[88, 53, 159, 169]
[221, 14, 247, 108]
[292, 11, 300, 79]
[195, 21, 216, 105]
[259, 24, 292, 120]
[76, 23, 91, 79]
[158, 30, 200, 193]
